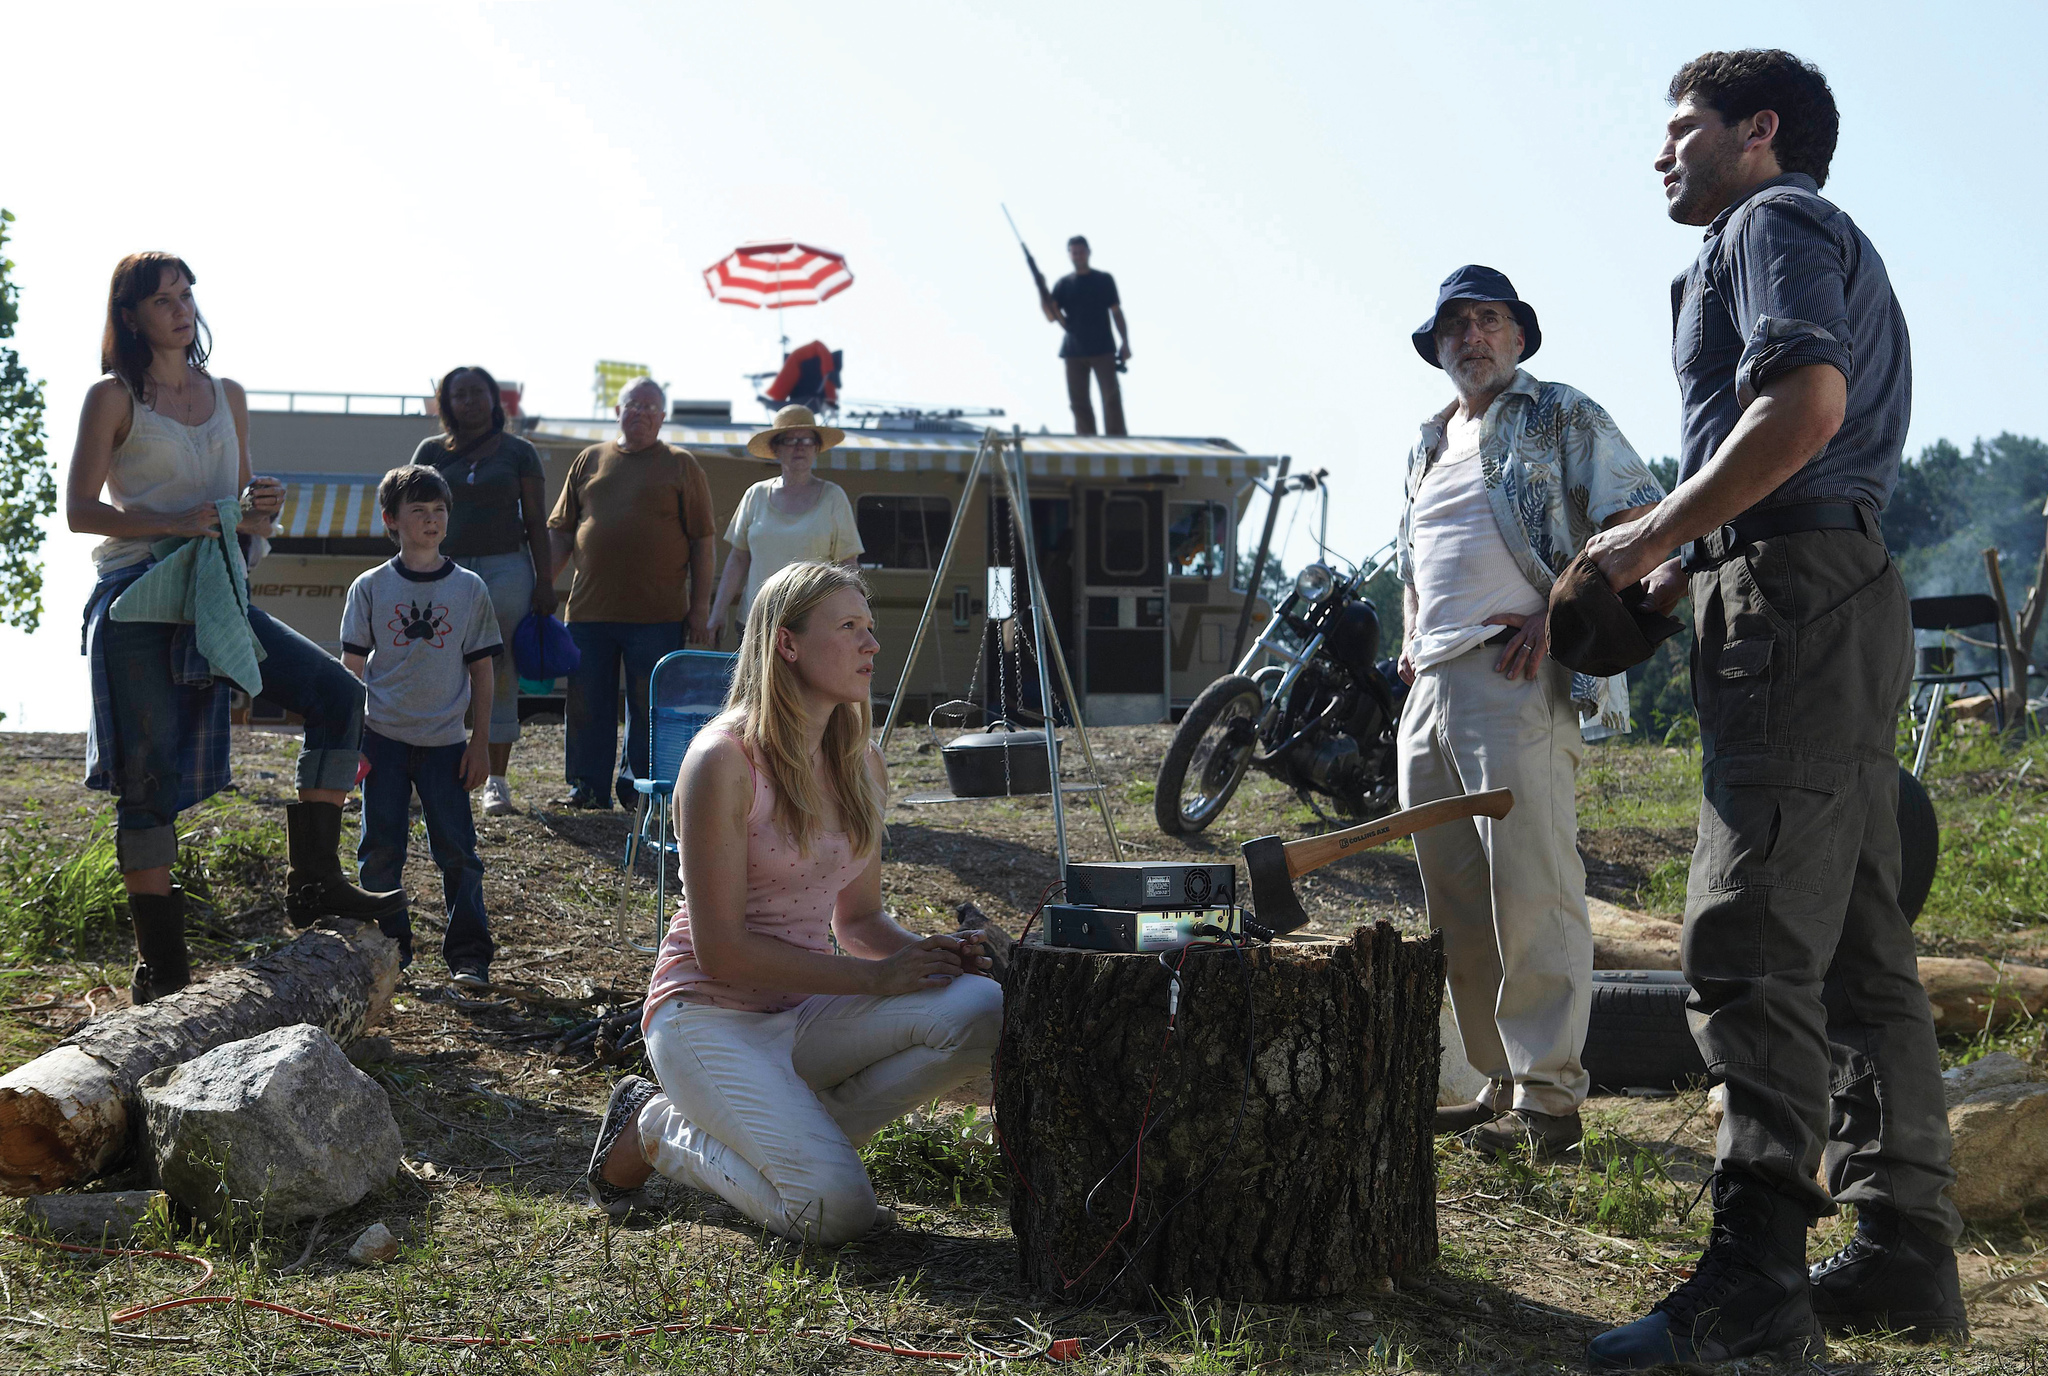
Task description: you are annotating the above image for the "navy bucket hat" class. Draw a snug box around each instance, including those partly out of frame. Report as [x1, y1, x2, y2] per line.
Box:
[1412, 265, 1541, 367]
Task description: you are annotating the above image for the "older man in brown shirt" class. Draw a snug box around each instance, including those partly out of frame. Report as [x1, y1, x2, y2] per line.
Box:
[547, 378, 716, 809]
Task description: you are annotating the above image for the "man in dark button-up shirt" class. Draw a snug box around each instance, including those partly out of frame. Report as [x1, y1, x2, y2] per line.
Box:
[1587, 50, 1966, 1374]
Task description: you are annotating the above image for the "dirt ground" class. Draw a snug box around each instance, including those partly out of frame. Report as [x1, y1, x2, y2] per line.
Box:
[0, 724, 2043, 1373]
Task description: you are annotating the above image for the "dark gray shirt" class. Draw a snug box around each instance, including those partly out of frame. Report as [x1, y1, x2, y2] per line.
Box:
[1673, 173, 1911, 514]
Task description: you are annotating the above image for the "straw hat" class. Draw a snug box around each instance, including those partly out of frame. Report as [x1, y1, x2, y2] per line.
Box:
[746, 404, 846, 461]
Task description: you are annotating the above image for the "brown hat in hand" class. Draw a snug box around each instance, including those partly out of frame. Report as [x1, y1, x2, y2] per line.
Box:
[1547, 551, 1684, 677]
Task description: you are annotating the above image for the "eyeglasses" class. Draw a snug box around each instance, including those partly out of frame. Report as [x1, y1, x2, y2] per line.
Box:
[772, 434, 821, 450]
[619, 400, 664, 415]
[1436, 306, 1516, 337]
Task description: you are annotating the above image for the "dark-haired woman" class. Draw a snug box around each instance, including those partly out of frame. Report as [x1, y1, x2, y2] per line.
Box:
[67, 253, 405, 1005]
[411, 367, 554, 817]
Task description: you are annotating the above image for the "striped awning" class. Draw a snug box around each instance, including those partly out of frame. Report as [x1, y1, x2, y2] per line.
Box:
[274, 473, 381, 539]
[527, 423, 1277, 482]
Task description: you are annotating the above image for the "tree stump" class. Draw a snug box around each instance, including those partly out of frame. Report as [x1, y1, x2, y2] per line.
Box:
[995, 922, 1443, 1307]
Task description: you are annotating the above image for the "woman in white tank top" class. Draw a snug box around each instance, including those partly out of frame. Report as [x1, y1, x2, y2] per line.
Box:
[67, 253, 407, 1006]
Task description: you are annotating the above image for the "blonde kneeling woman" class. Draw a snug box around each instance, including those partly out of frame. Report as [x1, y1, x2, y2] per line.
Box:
[586, 561, 999, 1240]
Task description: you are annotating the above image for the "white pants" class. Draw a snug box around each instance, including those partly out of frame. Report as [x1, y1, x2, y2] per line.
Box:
[637, 975, 1004, 1243]
[1398, 648, 1592, 1116]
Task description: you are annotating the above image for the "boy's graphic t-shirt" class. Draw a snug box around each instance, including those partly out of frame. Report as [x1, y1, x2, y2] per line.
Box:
[340, 558, 501, 747]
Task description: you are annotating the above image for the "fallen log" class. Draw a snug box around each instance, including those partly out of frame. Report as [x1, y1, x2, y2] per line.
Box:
[0, 920, 400, 1195]
[997, 923, 1442, 1305]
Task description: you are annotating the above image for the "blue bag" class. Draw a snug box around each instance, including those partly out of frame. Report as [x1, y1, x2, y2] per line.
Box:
[513, 612, 581, 680]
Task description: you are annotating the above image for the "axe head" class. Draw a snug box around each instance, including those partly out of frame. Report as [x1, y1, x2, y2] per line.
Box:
[1241, 834, 1308, 937]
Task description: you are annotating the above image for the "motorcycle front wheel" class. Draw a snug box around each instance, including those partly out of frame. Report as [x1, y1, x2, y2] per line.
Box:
[1155, 674, 1265, 834]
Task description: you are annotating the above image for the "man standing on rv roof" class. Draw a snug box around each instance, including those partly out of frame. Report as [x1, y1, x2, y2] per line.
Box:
[1584, 49, 1965, 1370]
[1039, 235, 1131, 436]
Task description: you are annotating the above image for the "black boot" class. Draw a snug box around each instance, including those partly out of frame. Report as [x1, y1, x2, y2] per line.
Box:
[284, 801, 407, 927]
[128, 886, 191, 1005]
[1589, 1169, 1824, 1370]
[1810, 1203, 1969, 1342]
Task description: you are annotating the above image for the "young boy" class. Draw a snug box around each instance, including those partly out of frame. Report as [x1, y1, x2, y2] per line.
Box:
[341, 465, 503, 988]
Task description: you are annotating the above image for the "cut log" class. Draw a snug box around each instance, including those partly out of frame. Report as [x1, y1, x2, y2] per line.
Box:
[0, 920, 400, 1195]
[996, 922, 1442, 1307]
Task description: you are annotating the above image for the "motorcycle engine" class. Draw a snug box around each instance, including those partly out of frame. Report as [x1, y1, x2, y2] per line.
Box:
[1301, 735, 1363, 790]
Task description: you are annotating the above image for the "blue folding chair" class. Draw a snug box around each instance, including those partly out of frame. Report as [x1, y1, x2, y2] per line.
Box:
[623, 649, 737, 952]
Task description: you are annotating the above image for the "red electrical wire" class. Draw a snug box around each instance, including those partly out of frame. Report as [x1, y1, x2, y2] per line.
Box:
[2, 1232, 979, 1359]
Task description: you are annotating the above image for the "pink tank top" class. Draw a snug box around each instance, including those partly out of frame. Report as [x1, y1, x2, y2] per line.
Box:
[643, 729, 866, 1020]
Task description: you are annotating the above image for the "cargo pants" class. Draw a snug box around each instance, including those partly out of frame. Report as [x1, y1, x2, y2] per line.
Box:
[1684, 520, 1961, 1245]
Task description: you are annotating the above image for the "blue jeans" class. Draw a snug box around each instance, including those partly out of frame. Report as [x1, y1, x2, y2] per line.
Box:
[357, 728, 492, 971]
[102, 603, 365, 871]
[564, 621, 683, 800]
[453, 552, 535, 745]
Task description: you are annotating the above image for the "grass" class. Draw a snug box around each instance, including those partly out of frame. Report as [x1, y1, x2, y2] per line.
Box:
[859, 1103, 1005, 1205]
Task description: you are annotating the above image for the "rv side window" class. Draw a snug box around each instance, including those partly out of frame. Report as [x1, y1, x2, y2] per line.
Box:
[1099, 497, 1151, 579]
[856, 495, 952, 570]
[1167, 501, 1229, 580]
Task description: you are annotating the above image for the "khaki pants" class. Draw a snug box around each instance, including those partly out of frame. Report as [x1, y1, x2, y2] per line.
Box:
[1399, 649, 1591, 1116]
[1064, 354, 1126, 436]
[637, 975, 1002, 1244]
[1685, 525, 1959, 1244]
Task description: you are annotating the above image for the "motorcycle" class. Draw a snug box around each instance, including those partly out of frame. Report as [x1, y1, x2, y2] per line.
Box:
[1155, 557, 1408, 834]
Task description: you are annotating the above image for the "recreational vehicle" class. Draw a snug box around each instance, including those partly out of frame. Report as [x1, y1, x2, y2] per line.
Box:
[243, 392, 1278, 728]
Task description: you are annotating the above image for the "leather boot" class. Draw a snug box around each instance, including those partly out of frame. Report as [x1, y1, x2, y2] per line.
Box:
[1589, 1169, 1825, 1371]
[284, 801, 407, 926]
[1809, 1203, 1969, 1342]
[129, 886, 191, 1005]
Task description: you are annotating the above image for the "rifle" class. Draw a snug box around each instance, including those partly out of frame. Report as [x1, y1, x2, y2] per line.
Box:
[1002, 204, 1057, 316]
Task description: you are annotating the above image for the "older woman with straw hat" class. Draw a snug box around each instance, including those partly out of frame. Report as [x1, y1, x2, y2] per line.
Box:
[707, 405, 864, 647]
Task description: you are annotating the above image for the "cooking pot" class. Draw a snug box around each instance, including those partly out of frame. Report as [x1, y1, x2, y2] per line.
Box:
[941, 719, 1052, 797]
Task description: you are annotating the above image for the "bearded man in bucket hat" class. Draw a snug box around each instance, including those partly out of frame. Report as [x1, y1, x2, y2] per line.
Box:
[1395, 265, 1665, 1159]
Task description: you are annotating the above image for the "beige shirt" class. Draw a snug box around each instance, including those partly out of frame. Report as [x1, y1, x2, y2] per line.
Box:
[724, 478, 863, 616]
[547, 441, 716, 624]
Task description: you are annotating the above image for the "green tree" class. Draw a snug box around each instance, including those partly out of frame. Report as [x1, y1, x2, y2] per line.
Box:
[0, 209, 54, 634]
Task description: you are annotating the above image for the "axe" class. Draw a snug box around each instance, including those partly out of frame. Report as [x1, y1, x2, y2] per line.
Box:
[1241, 790, 1515, 937]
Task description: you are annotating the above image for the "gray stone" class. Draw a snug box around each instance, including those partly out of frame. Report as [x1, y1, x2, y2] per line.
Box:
[347, 1221, 400, 1265]
[23, 1190, 165, 1243]
[1942, 1050, 2044, 1109]
[140, 1023, 401, 1226]
[1947, 1061, 2048, 1223]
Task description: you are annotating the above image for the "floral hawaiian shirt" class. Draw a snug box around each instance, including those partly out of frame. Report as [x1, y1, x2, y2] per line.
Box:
[1396, 368, 1665, 731]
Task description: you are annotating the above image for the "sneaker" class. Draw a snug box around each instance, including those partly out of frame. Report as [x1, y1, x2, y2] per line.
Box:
[1809, 1204, 1969, 1342]
[586, 1074, 660, 1209]
[1589, 1170, 1824, 1371]
[449, 965, 491, 991]
[565, 782, 610, 810]
[482, 776, 516, 817]
[1464, 1108, 1582, 1162]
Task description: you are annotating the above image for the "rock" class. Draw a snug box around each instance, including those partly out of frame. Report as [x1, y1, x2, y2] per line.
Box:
[1943, 1051, 2044, 1109]
[1437, 988, 1491, 1107]
[1917, 958, 2048, 1033]
[345, 1036, 396, 1067]
[1947, 1072, 2048, 1222]
[347, 1221, 401, 1265]
[1588, 898, 1680, 971]
[1706, 1083, 1727, 1125]
[140, 1023, 402, 1227]
[23, 1189, 165, 1243]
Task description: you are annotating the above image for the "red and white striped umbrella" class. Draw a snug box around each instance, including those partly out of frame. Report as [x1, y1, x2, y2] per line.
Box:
[702, 240, 854, 310]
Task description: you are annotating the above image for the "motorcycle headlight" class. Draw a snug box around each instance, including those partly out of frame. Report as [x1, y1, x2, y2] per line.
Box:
[1293, 564, 1337, 604]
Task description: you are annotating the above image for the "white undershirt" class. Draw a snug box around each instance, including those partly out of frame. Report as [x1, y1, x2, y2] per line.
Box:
[1408, 413, 1544, 672]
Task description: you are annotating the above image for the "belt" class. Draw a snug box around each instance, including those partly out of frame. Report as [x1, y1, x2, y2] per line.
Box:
[1682, 501, 1878, 572]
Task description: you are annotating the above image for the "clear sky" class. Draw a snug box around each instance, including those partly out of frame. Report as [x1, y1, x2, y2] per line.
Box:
[4, 0, 2042, 731]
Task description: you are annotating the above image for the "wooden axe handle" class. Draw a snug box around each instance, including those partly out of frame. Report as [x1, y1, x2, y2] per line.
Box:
[1281, 789, 1514, 880]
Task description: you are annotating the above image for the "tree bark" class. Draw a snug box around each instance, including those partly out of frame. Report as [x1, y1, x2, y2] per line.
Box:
[0, 920, 400, 1195]
[996, 923, 1443, 1307]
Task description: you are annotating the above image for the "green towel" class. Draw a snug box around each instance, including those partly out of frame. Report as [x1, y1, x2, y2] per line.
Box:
[110, 498, 267, 697]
